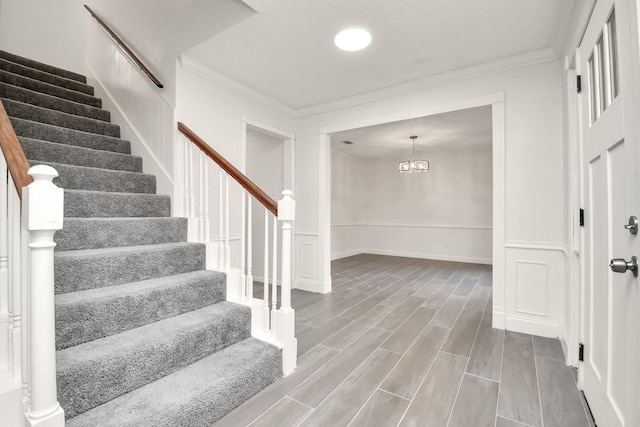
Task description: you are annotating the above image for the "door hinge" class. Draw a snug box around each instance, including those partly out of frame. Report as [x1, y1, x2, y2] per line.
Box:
[579, 208, 585, 227]
[579, 343, 584, 362]
[577, 75, 582, 94]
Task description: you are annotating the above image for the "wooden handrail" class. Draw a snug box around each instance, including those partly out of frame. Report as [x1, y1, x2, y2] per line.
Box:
[178, 122, 278, 216]
[0, 99, 32, 199]
[84, 5, 164, 89]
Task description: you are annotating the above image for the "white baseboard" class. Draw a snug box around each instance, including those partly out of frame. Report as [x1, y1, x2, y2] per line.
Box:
[504, 314, 561, 338]
[492, 308, 506, 330]
[295, 277, 330, 294]
[559, 323, 571, 365]
[560, 321, 579, 366]
[331, 249, 365, 261]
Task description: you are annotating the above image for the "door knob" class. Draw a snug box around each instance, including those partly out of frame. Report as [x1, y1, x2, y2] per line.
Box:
[610, 256, 638, 277]
[624, 216, 638, 235]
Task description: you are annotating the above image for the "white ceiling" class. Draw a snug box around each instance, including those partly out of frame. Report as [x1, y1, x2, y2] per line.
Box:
[184, 0, 575, 112]
[330, 105, 492, 160]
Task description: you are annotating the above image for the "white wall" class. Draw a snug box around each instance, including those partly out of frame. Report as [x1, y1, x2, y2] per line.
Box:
[370, 149, 492, 262]
[0, 0, 568, 337]
[84, 20, 175, 201]
[175, 59, 296, 270]
[331, 147, 493, 263]
[85, 0, 254, 107]
[0, 0, 254, 107]
[0, 0, 91, 74]
[246, 130, 284, 281]
[297, 58, 566, 337]
[331, 149, 365, 259]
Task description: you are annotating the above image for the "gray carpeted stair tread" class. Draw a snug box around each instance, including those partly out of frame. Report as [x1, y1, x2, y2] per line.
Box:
[65, 337, 282, 427]
[1, 51, 283, 426]
[55, 270, 227, 350]
[3, 98, 119, 137]
[55, 217, 188, 251]
[0, 69, 100, 107]
[11, 118, 130, 154]
[0, 58, 94, 95]
[57, 301, 252, 419]
[30, 161, 156, 194]
[20, 137, 141, 172]
[55, 242, 205, 294]
[64, 189, 171, 218]
[0, 50, 86, 83]
[0, 82, 109, 121]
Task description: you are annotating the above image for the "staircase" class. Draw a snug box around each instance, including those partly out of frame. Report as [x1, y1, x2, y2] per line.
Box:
[0, 50, 282, 426]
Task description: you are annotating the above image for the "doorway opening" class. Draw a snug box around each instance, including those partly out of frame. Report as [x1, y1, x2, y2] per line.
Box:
[328, 106, 493, 266]
[318, 93, 506, 326]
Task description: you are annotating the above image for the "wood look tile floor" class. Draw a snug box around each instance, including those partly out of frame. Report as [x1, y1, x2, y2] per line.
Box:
[215, 254, 594, 427]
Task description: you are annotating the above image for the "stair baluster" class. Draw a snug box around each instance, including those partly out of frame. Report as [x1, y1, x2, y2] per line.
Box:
[246, 196, 253, 301]
[0, 155, 25, 426]
[271, 214, 278, 339]
[263, 209, 271, 338]
[177, 123, 297, 375]
[240, 191, 247, 301]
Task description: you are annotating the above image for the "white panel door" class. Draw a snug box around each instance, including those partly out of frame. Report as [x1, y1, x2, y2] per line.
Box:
[578, 1, 640, 426]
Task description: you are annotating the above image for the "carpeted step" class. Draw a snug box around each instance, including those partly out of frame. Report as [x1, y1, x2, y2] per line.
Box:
[11, 118, 130, 154]
[30, 161, 156, 194]
[64, 189, 171, 218]
[55, 217, 188, 251]
[57, 302, 253, 419]
[3, 50, 283, 427]
[2, 98, 119, 137]
[0, 82, 109, 121]
[0, 50, 86, 83]
[55, 270, 227, 350]
[0, 69, 100, 108]
[20, 137, 141, 172]
[0, 58, 94, 95]
[54, 242, 205, 294]
[65, 337, 281, 427]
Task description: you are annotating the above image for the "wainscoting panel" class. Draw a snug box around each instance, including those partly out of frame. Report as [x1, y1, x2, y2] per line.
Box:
[361, 224, 492, 264]
[515, 261, 549, 316]
[295, 233, 324, 293]
[504, 243, 564, 338]
[301, 243, 316, 278]
[85, 21, 175, 200]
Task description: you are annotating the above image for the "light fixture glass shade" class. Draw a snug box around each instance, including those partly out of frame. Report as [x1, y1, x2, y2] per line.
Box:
[398, 160, 429, 173]
[399, 135, 429, 173]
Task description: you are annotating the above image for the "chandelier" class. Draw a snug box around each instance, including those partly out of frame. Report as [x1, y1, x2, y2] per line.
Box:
[398, 136, 429, 173]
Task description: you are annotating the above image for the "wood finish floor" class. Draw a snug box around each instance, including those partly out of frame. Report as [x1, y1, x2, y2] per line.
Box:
[215, 254, 594, 427]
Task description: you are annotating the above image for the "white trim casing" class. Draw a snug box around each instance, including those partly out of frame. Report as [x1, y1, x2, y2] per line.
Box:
[317, 93, 506, 300]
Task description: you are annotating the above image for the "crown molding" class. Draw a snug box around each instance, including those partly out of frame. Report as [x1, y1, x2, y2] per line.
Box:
[180, 54, 296, 117]
[181, 48, 558, 120]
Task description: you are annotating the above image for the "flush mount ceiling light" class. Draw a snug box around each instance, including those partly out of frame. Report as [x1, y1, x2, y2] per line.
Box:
[334, 28, 372, 51]
[398, 136, 429, 173]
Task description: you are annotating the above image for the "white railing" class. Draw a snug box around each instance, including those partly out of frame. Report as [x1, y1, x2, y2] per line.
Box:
[1, 151, 65, 426]
[178, 122, 297, 375]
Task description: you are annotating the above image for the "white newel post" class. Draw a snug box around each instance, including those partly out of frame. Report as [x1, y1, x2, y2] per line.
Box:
[276, 190, 297, 375]
[22, 166, 64, 427]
